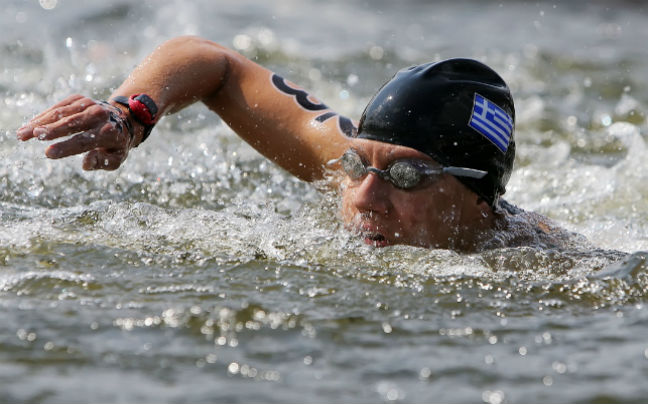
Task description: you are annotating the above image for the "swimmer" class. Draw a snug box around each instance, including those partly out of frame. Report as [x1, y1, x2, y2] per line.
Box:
[16, 36, 578, 251]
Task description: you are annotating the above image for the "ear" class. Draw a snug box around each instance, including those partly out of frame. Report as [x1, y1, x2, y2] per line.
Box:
[474, 196, 494, 219]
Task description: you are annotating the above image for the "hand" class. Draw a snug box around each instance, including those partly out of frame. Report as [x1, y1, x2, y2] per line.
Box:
[17, 94, 134, 170]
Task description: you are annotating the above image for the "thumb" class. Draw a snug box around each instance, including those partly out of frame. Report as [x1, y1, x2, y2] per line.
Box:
[82, 148, 127, 171]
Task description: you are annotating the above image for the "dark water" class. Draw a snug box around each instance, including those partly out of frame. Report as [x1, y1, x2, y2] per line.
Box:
[2, 0, 648, 403]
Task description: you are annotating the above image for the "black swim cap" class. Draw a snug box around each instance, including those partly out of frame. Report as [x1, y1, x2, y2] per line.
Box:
[354, 58, 516, 207]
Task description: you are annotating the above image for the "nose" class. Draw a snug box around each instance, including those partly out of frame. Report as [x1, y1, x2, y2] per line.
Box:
[350, 171, 393, 215]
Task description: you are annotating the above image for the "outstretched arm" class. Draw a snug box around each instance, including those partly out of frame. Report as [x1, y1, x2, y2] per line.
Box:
[17, 36, 353, 181]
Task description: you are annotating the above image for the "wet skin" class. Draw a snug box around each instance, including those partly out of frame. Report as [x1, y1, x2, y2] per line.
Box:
[340, 139, 495, 250]
[16, 36, 496, 251]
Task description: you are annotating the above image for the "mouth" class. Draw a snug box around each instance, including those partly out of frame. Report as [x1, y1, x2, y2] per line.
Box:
[360, 228, 390, 247]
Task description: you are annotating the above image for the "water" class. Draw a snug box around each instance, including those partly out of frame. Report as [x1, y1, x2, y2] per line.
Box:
[2, 0, 648, 402]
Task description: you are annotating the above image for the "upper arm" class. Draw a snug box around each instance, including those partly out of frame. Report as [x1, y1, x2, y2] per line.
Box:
[203, 50, 354, 182]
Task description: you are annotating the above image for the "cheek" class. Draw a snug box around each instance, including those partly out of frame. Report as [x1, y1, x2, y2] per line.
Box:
[391, 187, 459, 234]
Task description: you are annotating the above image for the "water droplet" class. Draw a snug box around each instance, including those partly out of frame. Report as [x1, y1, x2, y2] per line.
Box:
[601, 114, 612, 127]
[369, 46, 384, 60]
[257, 28, 275, 47]
[552, 361, 567, 374]
[227, 362, 240, 374]
[542, 332, 552, 344]
[233, 34, 252, 51]
[482, 390, 504, 404]
[542, 375, 553, 386]
[39, 0, 58, 10]
[308, 68, 321, 81]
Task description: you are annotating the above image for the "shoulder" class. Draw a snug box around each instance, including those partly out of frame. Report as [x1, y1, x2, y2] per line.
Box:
[482, 199, 589, 250]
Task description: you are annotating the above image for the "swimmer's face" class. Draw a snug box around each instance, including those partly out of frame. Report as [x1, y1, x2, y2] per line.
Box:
[339, 139, 494, 250]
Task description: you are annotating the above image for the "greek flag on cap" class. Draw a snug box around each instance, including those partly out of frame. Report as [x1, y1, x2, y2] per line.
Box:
[468, 93, 513, 153]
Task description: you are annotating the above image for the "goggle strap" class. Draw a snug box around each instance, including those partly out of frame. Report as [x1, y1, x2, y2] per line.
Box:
[442, 166, 488, 179]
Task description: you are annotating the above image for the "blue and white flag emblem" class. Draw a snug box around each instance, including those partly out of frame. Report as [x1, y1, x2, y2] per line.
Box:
[468, 93, 513, 153]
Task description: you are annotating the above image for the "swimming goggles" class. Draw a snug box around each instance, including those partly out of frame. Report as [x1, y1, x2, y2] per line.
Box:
[330, 149, 487, 190]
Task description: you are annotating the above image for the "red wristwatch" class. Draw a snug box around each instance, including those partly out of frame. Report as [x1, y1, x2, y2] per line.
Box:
[112, 94, 159, 146]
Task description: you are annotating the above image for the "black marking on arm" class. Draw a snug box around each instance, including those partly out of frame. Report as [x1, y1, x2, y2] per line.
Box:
[271, 74, 328, 111]
[315, 111, 336, 122]
[315, 111, 356, 137]
[338, 116, 356, 137]
[271, 73, 357, 138]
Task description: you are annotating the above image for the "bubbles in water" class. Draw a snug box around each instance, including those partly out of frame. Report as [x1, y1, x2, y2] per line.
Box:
[39, 0, 57, 10]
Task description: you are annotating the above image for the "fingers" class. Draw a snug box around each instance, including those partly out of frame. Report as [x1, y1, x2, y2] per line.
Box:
[16, 94, 85, 141]
[45, 121, 129, 159]
[34, 104, 110, 141]
[17, 95, 108, 141]
[82, 148, 127, 171]
[32, 94, 86, 122]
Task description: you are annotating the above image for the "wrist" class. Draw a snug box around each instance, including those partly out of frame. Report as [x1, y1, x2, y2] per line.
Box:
[100, 100, 137, 147]
[110, 94, 159, 147]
